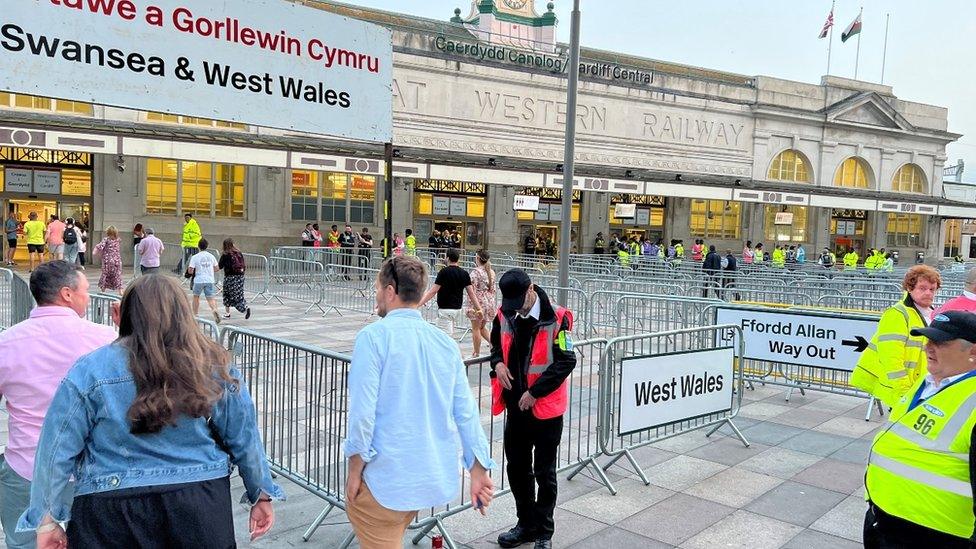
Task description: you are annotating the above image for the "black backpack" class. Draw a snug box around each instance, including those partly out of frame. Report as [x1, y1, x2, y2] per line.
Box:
[63, 226, 77, 245]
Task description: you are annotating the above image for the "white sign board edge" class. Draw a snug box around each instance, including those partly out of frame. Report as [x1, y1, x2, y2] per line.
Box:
[617, 347, 735, 437]
[715, 307, 878, 373]
[2, 0, 393, 142]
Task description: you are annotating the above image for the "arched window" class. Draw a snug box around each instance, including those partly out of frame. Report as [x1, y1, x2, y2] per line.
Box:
[833, 157, 871, 189]
[892, 164, 927, 194]
[768, 150, 811, 182]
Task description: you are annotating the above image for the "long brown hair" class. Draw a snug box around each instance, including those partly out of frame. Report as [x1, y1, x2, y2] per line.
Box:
[476, 249, 495, 290]
[222, 237, 239, 254]
[119, 275, 235, 434]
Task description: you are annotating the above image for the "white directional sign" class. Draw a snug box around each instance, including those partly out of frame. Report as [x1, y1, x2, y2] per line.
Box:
[716, 307, 879, 372]
[618, 347, 734, 436]
[513, 195, 540, 212]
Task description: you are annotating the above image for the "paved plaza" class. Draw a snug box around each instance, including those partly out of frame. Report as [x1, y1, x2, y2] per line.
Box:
[0, 267, 877, 548]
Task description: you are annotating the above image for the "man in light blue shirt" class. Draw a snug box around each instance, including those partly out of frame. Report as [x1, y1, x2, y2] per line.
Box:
[344, 255, 496, 547]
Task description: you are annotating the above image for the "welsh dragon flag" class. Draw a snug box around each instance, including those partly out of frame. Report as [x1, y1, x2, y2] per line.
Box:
[841, 13, 862, 42]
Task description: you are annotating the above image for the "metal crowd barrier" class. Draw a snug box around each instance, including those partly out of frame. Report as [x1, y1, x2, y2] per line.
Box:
[10, 270, 34, 327]
[241, 253, 269, 299]
[566, 324, 748, 495]
[266, 257, 325, 313]
[87, 293, 121, 328]
[223, 326, 351, 544]
[0, 268, 14, 330]
[321, 264, 380, 317]
[612, 294, 723, 337]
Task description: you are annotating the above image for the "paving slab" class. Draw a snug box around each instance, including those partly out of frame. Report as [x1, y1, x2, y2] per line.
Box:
[568, 526, 673, 549]
[793, 458, 866, 495]
[780, 528, 862, 549]
[617, 493, 735, 546]
[810, 495, 867, 542]
[739, 422, 806, 446]
[643, 455, 728, 492]
[680, 510, 804, 549]
[683, 467, 783, 508]
[560, 477, 673, 524]
[687, 437, 770, 467]
[778, 431, 856, 457]
[738, 447, 824, 479]
[745, 480, 848, 527]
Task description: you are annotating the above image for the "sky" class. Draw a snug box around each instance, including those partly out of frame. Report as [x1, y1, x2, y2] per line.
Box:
[345, 0, 976, 183]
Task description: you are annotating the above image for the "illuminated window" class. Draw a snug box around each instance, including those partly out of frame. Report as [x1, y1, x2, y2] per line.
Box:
[146, 112, 247, 130]
[945, 219, 964, 257]
[0, 93, 92, 115]
[215, 164, 246, 218]
[764, 206, 808, 242]
[145, 158, 246, 218]
[146, 159, 178, 215]
[467, 196, 486, 218]
[181, 162, 212, 216]
[834, 157, 870, 188]
[323, 173, 349, 222]
[892, 164, 926, 194]
[349, 175, 376, 224]
[291, 171, 319, 221]
[768, 150, 811, 182]
[887, 213, 922, 247]
[414, 193, 433, 216]
[690, 200, 740, 239]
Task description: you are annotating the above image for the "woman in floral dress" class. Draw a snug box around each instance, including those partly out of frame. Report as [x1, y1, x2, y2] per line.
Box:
[94, 225, 123, 293]
[466, 249, 497, 358]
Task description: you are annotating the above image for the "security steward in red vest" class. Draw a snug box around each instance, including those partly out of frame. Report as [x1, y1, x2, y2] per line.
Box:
[490, 270, 576, 549]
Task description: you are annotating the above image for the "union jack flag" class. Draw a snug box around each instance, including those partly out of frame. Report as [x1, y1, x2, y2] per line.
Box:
[819, 9, 834, 38]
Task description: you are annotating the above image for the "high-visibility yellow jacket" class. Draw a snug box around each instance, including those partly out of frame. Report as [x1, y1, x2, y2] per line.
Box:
[865, 252, 885, 271]
[405, 235, 417, 255]
[674, 244, 685, 258]
[843, 252, 859, 270]
[865, 372, 976, 539]
[851, 296, 928, 407]
[617, 249, 630, 267]
[181, 218, 202, 248]
[771, 248, 786, 268]
[628, 241, 640, 256]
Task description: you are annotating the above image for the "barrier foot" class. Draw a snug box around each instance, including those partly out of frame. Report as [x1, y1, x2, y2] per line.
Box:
[301, 502, 336, 542]
[304, 302, 327, 315]
[707, 418, 750, 448]
[865, 397, 885, 422]
[621, 449, 650, 486]
[409, 521, 438, 545]
[567, 456, 617, 495]
[336, 531, 356, 549]
[320, 305, 342, 318]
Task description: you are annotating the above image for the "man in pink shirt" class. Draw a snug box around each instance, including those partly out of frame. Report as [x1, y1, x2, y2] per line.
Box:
[935, 268, 976, 317]
[44, 215, 66, 261]
[136, 227, 165, 275]
[0, 261, 116, 548]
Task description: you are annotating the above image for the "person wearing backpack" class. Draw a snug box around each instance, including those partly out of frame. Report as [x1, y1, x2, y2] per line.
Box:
[218, 238, 250, 320]
[62, 217, 81, 266]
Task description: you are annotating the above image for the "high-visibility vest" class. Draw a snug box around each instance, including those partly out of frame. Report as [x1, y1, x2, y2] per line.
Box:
[772, 249, 786, 268]
[491, 307, 573, 419]
[405, 235, 416, 254]
[629, 242, 640, 256]
[327, 231, 340, 248]
[866, 373, 976, 539]
[851, 299, 927, 407]
[675, 244, 685, 258]
[617, 249, 631, 267]
[844, 252, 859, 269]
[181, 219, 201, 248]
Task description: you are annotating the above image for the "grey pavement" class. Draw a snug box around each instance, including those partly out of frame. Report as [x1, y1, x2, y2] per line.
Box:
[0, 266, 879, 548]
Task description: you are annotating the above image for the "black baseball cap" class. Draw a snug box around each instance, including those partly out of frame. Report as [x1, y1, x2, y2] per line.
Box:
[911, 311, 976, 344]
[499, 270, 532, 313]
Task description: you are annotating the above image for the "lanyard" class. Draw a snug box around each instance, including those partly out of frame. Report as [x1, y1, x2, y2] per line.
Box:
[908, 370, 976, 411]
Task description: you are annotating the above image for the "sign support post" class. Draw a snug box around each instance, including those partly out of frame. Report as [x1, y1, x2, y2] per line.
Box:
[557, 0, 581, 304]
[384, 142, 393, 258]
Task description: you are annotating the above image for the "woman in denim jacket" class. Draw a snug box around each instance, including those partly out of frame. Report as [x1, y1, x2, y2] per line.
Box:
[19, 275, 284, 548]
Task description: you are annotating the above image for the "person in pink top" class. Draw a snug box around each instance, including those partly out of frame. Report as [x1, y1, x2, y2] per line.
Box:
[0, 261, 117, 548]
[44, 215, 66, 261]
[934, 268, 976, 318]
[135, 227, 165, 275]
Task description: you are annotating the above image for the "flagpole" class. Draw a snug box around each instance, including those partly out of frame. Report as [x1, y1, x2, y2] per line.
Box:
[854, 7, 863, 80]
[826, 0, 836, 76]
[881, 12, 890, 83]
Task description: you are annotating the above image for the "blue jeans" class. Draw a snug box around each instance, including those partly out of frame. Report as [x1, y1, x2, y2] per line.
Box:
[64, 243, 80, 266]
[0, 455, 35, 549]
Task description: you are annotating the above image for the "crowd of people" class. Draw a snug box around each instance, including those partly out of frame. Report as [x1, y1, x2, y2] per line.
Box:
[3, 212, 92, 274]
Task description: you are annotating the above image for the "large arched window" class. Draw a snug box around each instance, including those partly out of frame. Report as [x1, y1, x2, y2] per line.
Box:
[768, 150, 812, 182]
[833, 157, 871, 189]
[892, 164, 927, 194]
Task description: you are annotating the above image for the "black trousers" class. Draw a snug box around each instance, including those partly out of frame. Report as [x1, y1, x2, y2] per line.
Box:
[504, 410, 563, 540]
[67, 476, 236, 549]
[863, 503, 973, 549]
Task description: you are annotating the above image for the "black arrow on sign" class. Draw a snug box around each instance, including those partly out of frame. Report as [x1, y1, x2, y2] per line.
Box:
[842, 336, 869, 353]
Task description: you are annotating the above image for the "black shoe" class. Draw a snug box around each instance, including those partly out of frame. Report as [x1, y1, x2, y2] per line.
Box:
[245, 308, 251, 320]
[533, 540, 552, 549]
[498, 526, 537, 548]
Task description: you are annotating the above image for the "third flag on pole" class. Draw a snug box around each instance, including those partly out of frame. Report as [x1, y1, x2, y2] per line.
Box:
[819, 8, 834, 38]
[841, 13, 862, 42]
